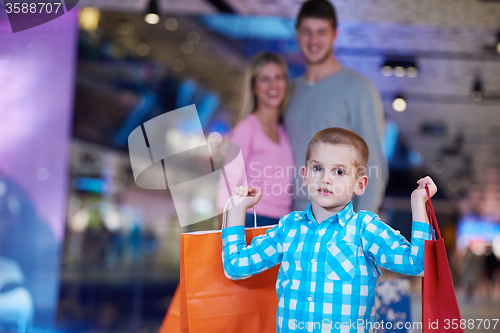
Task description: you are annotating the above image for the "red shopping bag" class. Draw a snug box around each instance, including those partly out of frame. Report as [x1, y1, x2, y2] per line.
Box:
[422, 187, 464, 332]
[159, 220, 279, 333]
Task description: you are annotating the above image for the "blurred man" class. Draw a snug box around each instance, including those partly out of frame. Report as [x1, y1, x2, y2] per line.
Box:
[285, 0, 388, 213]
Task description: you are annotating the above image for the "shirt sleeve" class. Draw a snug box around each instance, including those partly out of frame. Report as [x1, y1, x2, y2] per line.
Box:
[352, 82, 389, 213]
[361, 214, 432, 276]
[221, 221, 283, 280]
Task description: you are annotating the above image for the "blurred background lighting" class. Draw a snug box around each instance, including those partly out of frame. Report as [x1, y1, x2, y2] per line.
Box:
[493, 236, 500, 259]
[136, 43, 150, 56]
[164, 17, 178, 31]
[392, 95, 407, 112]
[114, 21, 135, 35]
[448, 178, 461, 192]
[79, 7, 100, 32]
[145, 13, 160, 25]
[380, 58, 418, 78]
[406, 66, 418, 78]
[181, 41, 194, 54]
[471, 79, 483, 101]
[172, 59, 185, 72]
[496, 31, 500, 54]
[70, 208, 90, 232]
[394, 66, 406, 77]
[144, 0, 160, 25]
[187, 31, 200, 44]
[381, 65, 393, 76]
[432, 161, 445, 174]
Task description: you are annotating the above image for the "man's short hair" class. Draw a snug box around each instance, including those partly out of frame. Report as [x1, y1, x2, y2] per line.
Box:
[305, 127, 369, 175]
[296, 0, 338, 30]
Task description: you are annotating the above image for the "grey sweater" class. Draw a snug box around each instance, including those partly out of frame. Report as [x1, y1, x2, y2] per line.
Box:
[284, 67, 388, 213]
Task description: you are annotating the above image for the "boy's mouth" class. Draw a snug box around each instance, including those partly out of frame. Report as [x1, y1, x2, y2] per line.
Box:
[318, 188, 332, 195]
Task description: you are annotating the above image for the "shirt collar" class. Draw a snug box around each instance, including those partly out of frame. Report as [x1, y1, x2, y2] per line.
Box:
[300, 202, 355, 227]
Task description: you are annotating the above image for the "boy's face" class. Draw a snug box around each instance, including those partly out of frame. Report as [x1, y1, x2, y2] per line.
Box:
[296, 18, 337, 65]
[301, 143, 368, 214]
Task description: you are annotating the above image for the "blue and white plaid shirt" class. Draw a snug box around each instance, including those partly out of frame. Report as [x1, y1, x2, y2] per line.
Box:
[222, 202, 432, 333]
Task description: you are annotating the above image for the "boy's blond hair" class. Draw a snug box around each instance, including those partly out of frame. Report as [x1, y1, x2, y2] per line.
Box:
[305, 127, 369, 176]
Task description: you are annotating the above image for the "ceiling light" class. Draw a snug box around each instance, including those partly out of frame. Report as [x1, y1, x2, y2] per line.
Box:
[381, 66, 393, 77]
[394, 66, 406, 77]
[392, 95, 407, 112]
[406, 67, 418, 78]
[145, 0, 159, 25]
[380, 58, 418, 78]
[471, 79, 483, 102]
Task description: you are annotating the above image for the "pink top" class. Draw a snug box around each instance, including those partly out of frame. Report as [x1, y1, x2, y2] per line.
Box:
[217, 114, 294, 218]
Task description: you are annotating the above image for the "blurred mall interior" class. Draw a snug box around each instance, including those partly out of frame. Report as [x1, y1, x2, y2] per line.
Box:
[1, 0, 500, 332]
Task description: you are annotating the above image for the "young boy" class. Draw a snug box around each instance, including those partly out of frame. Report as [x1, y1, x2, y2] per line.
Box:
[222, 127, 436, 333]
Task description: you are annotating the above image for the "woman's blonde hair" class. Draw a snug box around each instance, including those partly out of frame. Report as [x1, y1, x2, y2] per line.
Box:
[237, 52, 290, 124]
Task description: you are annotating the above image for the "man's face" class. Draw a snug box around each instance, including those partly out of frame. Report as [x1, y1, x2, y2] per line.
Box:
[296, 18, 337, 65]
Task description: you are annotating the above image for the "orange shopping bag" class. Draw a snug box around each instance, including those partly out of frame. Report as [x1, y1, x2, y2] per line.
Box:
[160, 206, 279, 333]
[159, 286, 182, 333]
[422, 187, 464, 333]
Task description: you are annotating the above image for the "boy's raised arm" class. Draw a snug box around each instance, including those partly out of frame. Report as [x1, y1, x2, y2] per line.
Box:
[222, 186, 283, 280]
[361, 176, 437, 276]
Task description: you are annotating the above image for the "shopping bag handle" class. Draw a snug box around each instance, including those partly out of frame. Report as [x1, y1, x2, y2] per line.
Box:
[222, 195, 257, 230]
[425, 187, 442, 240]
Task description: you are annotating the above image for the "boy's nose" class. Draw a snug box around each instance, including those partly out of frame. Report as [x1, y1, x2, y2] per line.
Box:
[321, 175, 331, 185]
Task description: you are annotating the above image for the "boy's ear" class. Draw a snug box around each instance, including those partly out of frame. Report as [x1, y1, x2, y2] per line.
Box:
[300, 166, 307, 187]
[354, 175, 369, 196]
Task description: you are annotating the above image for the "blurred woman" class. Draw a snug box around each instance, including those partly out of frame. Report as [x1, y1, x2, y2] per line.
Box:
[218, 52, 294, 227]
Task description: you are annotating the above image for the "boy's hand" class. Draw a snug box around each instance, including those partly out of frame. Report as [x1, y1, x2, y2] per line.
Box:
[411, 176, 437, 202]
[232, 186, 262, 210]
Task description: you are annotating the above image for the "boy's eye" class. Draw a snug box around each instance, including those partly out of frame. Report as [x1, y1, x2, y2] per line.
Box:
[333, 169, 345, 176]
[313, 165, 323, 171]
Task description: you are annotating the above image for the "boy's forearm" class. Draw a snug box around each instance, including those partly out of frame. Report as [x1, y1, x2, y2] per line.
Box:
[225, 206, 247, 228]
[411, 197, 429, 224]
